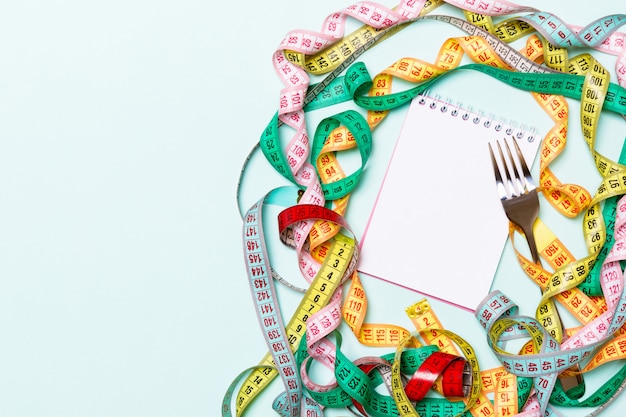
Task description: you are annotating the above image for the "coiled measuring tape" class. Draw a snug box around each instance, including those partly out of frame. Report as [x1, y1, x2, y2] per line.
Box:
[295, 332, 476, 417]
[227, 1, 624, 414]
[308, 43, 624, 357]
[404, 299, 489, 417]
[235, 38, 624, 417]
[476, 268, 626, 415]
[282, 210, 478, 416]
[236, 16, 556, 417]
[238, 60, 624, 414]
[324, 13, 623, 352]
[236, 190, 359, 416]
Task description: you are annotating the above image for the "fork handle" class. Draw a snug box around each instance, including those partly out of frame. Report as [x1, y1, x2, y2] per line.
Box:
[520, 222, 542, 265]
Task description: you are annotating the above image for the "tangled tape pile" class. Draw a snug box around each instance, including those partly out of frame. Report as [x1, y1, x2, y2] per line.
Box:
[223, 0, 626, 416]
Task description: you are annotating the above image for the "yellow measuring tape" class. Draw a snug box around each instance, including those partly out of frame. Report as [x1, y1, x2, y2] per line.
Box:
[235, 232, 356, 415]
[283, 0, 444, 75]
[404, 299, 485, 417]
[230, 2, 626, 415]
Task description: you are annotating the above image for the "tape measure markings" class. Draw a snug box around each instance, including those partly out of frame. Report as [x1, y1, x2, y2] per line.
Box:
[230, 2, 623, 412]
[235, 201, 357, 415]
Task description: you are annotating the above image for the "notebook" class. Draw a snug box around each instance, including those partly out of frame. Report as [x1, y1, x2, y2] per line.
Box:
[357, 93, 542, 311]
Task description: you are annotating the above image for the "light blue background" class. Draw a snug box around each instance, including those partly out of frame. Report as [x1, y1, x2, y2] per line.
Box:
[0, 1, 624, 416]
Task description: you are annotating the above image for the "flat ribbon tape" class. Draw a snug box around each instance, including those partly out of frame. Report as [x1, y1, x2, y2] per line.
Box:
[404, 349, 471, 402]
[228, 3, 626, 417]
[237, 190, 358, 417]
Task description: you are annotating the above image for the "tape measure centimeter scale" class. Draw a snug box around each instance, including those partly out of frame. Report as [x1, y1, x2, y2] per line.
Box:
[475, 292, 571, 415]
[279, 206, 473, 416]
[282, 0, 445, 76]
[517, 12, 626, 50]
[293, 11, 626, 80]
[342, 57, 626, 324]
[554, 196, 626, 413]
[286, 15, 552, 412]
[236, 7, 412, 216]
[541, 207, 626, 413]
[262, 14, 626, 201]
[232, 13, 431, 415]
[285, 0, 540, 76]
[462, 20, 626, 349]
[231, 21, 412, 408]
[298, 302, 474, 416]
[344, 15, 626, 115]
[260, 13, 565, 191]
[290, 12, 620, 342]
[478, 289, 626, 413]
[540, 54, 622, 298]
[280, 12, 572, 290]
[475, 289, 626, 413]
[530, 57, 617, 327]
[507, 37, 594, 343]
[240, 16, 541, 414]
[275, 10, 626, 191]
[233, 6, 624, 416]
[331, 342, 474, 417]
[292, 57, 616, 402]
[300, 11, 620, 348]
[228, 7, 394, 415]
[258, 48, 620, 417]
[295, 338, 473, 417]
[245, 127, 488, 416]
[257, 15, 564, 269]
[234, 198, 358, 417]
[342, 14, 625, 235]
[241, 199, 302, 417]
[404, 299, 506, 417]
[306, 238, 417, 351]
[584, 138, 626, 297]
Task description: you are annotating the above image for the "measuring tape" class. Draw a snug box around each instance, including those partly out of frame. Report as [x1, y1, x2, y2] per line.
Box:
[309, 240, 417, 350]
[517, 13, 626, 49]
[404, 351, 471, 400]
[228, 2, 626, 416]
[294, 274, 477, 414]
[404, 299, 487, 417]
[258, 14, 626, 207]
[333, 343, 472, 416]
[351, 356, 400, 415]
[283, 0, 445, 75]
[342, 271, 416, 347]
[235, 69, 624, 416]
[241, 196, 303, 417]
[231, 193, 359, 416]
[584, 137, 626, 297]
[476, 281, 626, 415]
[236, 39, 620, 417]
[332, 31, 620, 358]
[261, 12, 572, 194]
[476, 291, 576, 415]
[529, 55, 612, 330]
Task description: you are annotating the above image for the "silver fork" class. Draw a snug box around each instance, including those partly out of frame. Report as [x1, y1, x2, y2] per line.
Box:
[488, 137, 541, 264]
[488, 137, 584, 391]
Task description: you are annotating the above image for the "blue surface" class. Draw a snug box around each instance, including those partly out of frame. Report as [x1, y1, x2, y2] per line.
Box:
[0, 1, 624, 416]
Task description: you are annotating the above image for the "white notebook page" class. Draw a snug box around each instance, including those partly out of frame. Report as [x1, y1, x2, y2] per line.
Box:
[357, 94, 542, 311]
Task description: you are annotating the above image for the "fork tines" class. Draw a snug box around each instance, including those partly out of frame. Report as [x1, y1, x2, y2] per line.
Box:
[488, 137, 535, 201]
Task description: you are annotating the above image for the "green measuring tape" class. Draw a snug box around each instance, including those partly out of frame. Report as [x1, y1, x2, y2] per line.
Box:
[232, 10, 626, 417]
[261, 61, 626, 200]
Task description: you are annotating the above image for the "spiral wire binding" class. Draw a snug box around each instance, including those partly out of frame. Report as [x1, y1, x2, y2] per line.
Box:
[415, 92, 537, 143]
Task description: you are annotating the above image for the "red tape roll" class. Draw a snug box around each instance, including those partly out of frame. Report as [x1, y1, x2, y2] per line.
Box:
[404, 351, 469, 402]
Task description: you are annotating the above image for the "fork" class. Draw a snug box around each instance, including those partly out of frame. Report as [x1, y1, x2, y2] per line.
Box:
[488, 137, 584, 391]
[488, 137, 541, 264]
